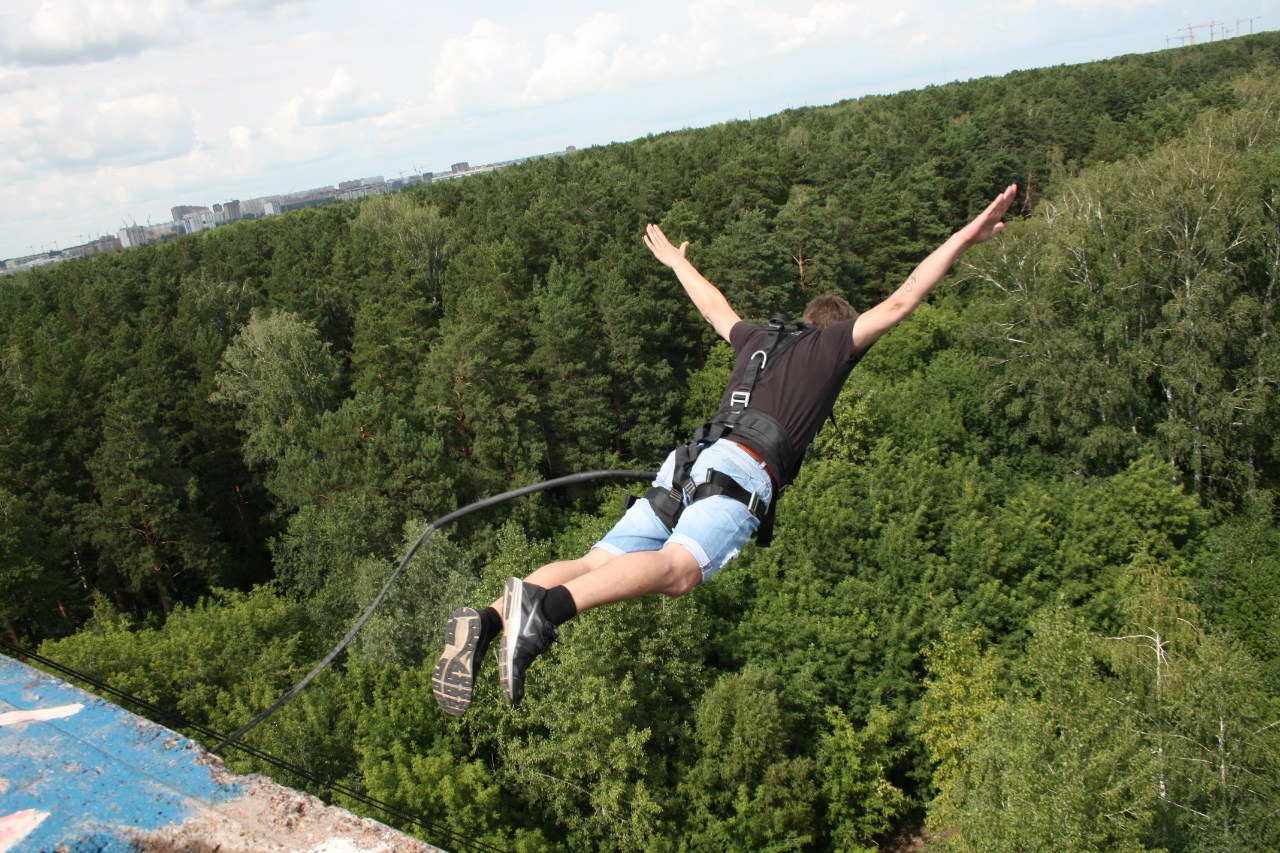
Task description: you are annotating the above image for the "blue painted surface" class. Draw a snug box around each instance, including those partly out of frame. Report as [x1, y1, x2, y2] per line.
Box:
[0, 654, 245, 851]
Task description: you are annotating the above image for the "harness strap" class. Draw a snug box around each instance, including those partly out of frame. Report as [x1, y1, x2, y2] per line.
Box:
[637, 469, 775, 545]
[631, 315, 814, 548]
[728, 315, 810, 412]
[692, 469, 762, 517]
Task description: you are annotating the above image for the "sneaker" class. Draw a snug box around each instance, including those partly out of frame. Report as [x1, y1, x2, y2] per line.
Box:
[497, 578, 560, 705]
[432, 607, 488, 716]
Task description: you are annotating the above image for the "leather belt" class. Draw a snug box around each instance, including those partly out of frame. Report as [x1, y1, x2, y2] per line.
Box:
[730, 439, 778, 490]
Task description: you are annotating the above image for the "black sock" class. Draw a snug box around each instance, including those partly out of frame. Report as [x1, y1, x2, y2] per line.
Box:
[477, 606, 502, 652]
[542, 586, 578, 626]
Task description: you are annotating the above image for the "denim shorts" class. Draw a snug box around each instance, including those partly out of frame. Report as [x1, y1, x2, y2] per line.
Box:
[594, 439, 774, 582]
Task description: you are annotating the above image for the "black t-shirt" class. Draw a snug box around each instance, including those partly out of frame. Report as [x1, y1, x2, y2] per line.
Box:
[719, 317, 868, 481]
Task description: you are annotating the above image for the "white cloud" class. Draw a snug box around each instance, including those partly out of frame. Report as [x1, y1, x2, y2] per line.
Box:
[0, 0, 189, 66]
[0, 67, 29, 93]
[229, 125, 253, 149]
[286, 66, 392, 127]
[908, 28, 935, 48]
[0, 87, 196, 183]
[0, 0, 1256, 260]
[1054, 0, 1159, 8]
[745, 1, 857, 54]
[197, 0, 305, 9]
[426, 19, 535, 115]
[67, 93, 197, 168]
[524, 13, 624, 102]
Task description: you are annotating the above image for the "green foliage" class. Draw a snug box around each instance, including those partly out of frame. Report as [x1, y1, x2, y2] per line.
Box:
[973, 76, 1280, 502]
[1191, 491, 1280, 686]
[1106, 557, 1280, 852]
[679, 667, 817, 852]
[922, 561, 1280, 853]
[6, 33, 1280, 852]
[922, 609, 1156, 853]
[84, 378, 226, 615]
[817, 704, 909, 850]
[211, 307, 343, 469]
[345, 532, 477, 669]
[37, 587, 318, 736]
[0, 485, 62, 638]
[680, 340, 735, 436]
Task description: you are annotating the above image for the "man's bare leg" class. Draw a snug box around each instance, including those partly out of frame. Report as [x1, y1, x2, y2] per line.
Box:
[487, 547, 615, 610]
[495, 542, 702, 704]
[492, 543, 700, 612]
[561, 542, 701, 611]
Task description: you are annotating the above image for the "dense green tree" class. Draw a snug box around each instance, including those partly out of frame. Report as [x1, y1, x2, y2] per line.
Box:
[348, 659, 547, 852]
[678, 667, 817, 853]
[345, 195, 452, 400]
[700, 208, 792, 321]
[921, 614, 1156, 853]
[414, 239, 547, 503]
[817, 703, 909, 851]
[527, 260, 614, 474]
[1191, 491, 1280, 687]
[37, 586, 318, 737]
[211, 308, 343, 470]
[469, 523, 701, 852]
[1107, 557, 1280, 852]
[0, 486, 63, 642]
[975, 82, 1280, 501]
[84, 378, 225, 615]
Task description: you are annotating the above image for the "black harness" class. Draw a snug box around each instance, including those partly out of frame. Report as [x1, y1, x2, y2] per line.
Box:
[632, 315, 814, 547]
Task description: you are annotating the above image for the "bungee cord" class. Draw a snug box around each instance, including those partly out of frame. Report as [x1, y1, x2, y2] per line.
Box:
[211, 469, 653, 755]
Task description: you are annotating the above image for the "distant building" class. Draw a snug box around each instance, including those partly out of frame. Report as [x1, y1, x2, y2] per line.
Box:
[181, 208, 216, 234]
[171, 204, 206, 222]
[0, 252, 57, 275]
[63, 235, 121, 258]
[214, 200, 242, 225]
[118, 224, 147, 247]
[145, 222, 183, 242]
[6, 142, 579, 272]
[336, 176, 389, 201]
[339, 176, 384, 190]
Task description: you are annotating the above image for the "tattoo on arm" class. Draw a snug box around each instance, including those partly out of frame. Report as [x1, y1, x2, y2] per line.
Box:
[905, 273, 917, 293]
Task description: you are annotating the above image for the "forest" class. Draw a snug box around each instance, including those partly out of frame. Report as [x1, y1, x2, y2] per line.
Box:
[3, 31, 1280, 852]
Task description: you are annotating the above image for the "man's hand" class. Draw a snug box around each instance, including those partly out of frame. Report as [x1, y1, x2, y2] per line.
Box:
[643, 223, 690, 269]
[851, 183, 1018, 352]
[956, 184, 1018, 248]
[643, 222, 740, 341]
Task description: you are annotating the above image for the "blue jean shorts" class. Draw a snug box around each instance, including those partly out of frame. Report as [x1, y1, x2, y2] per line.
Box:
[594, 439, 774, 582]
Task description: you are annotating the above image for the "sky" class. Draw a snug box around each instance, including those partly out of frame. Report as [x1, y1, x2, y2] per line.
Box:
[0, 0, 1275, 261]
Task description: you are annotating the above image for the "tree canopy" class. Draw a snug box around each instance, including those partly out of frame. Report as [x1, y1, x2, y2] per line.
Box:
[5, 32, 1280, 853]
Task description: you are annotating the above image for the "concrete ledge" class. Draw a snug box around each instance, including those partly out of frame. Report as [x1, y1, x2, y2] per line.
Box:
[0, 654, 442, 852]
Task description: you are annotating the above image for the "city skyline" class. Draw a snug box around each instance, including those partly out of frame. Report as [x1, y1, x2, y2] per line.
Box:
[1, 0, 1274, 261]
[1, 151, 572, 272]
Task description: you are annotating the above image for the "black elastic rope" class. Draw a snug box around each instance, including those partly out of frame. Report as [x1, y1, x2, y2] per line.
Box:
[212, 469, 652, 754]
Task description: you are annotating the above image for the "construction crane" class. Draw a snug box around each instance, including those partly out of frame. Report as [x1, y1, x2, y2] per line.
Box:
[1173, 17, 1262, 45]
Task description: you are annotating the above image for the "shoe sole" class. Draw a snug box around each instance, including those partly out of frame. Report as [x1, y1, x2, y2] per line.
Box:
[432, 608, 481, 716]
[498, 578, 523, 705]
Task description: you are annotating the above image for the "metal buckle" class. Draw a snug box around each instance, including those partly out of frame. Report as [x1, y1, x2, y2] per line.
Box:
[680, 480, 696, 501]
[730, 390, 751, 409]
[748, 491, 760, 515]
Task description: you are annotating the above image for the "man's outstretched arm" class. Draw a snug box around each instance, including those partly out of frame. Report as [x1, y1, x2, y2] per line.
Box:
[644, 223, 741, 342]
[852, 184, 1018, 351]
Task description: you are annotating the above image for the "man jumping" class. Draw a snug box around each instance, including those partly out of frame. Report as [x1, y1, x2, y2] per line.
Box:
[432, 184, 1018, 715]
